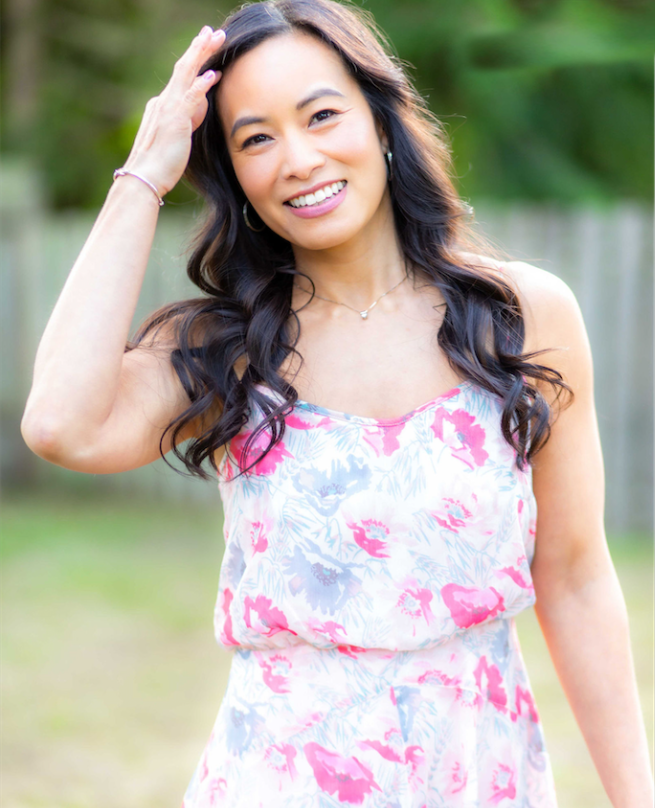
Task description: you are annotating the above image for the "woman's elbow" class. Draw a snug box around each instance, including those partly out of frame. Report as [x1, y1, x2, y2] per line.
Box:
[20, 407, 71, 465]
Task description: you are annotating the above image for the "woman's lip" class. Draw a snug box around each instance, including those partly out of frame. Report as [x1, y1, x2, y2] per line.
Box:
[284, 179, 346, 202]
[285, 183, 348, 219]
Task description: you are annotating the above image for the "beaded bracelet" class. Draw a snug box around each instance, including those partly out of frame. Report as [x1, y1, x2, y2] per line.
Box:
[113, 168, 165, 207]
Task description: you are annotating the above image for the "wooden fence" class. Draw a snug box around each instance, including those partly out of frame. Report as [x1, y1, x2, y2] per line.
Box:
[1, 160, 652, 532]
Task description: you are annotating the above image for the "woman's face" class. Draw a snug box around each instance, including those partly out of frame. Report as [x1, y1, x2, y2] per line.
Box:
[216, 31, 390, 252]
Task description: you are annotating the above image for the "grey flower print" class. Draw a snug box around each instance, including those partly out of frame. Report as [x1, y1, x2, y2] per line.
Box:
[283, 538, 363, 615]
[292, 454, 372, 516]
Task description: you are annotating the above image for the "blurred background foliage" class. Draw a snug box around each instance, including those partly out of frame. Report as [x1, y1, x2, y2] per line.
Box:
[1, 0, 653, 210]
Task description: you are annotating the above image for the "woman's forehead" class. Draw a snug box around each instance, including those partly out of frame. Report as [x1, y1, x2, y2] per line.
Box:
[216, 31, 358, 131]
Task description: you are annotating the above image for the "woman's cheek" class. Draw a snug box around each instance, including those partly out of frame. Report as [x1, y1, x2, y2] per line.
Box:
[325, 115, 381, 165]
[234, 154, 277, 204]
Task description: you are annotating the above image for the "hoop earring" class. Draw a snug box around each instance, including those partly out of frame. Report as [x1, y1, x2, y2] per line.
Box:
[384, 151, 393, 182]
[243, 200, 265, 232]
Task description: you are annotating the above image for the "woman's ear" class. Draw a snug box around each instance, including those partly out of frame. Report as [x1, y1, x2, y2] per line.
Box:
[375, 119, 389, 153]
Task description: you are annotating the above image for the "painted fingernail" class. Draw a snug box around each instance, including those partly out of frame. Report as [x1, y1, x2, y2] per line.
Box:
[204, 70, 215, 81]
[200, 25, 212, 35]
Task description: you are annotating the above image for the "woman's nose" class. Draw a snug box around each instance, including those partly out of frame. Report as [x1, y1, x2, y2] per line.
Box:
[280, 132, 326, 180]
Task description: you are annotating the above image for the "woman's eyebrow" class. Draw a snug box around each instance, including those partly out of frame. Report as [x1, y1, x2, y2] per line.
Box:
[229, 88, 346, 139]
[297, 87, 345, 110]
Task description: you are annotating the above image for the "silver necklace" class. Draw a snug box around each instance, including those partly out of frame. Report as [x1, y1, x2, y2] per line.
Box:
[293, 272, 408, 320]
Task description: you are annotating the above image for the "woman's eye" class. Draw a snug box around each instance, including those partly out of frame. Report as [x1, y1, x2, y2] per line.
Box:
[242, 134, 269, 148]
[241, 110, 338, 148]
[311, 109, 338, 124]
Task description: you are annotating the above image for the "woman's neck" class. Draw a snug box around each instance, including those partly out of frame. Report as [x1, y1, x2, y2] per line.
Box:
[291, 199, 407, 308]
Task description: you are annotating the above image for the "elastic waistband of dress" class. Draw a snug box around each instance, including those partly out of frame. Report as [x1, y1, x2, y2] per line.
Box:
[228, 617, 522, 685]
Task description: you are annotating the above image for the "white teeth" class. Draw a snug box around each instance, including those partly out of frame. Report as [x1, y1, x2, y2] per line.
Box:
[287, 181, 345, 208]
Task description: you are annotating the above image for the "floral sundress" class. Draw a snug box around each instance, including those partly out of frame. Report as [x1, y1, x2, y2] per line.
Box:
[182, 380, 559, 807]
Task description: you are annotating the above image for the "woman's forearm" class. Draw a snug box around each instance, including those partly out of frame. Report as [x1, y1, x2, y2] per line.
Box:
[21, 28, 226, 463]
[534, 566, 653, 808]
[21, 177, 161, 451]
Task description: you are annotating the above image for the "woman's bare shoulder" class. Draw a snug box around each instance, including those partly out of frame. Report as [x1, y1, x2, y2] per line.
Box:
[456, 250, 567, 296]
[456, 251, 579, 357]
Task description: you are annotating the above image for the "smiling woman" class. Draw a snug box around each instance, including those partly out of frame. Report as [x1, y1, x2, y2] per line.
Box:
[135, 1, 569, 481]
[19, 0, 654, 806]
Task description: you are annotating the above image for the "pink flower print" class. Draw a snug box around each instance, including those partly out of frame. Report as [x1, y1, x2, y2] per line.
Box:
[431, 408, 489, 468]
[287, 411, 337, 431]
[249, 520, 269, 554]
[304, 742, 382, 804]
[456, 685, 483, 710]
[362, 422, 406, 456]
[494, 565, 534, 591]
[397, 587, 434, 635]
[285, 413, 316, 431]
[243, 595, 298, 638]
[442, 751, 468, 796]
[264, 742, 298, 780]
[489, 762, 517, 803]
[510, 685, 539, 723]
[196, 733, 214, 783]
[357, 739, 403, 763]
[416, 668, 471, 707]
[198, 777, 227, 806]
[431, 495, 474, 533]
[404, 746, 425, 791]
[474, 656, 508, 714]
[384, 727, 402, 743]
[528, 513, 537, 542]
[257, 653, 292, 694]
[222, 457, 235, 482]
[285, 710, 325, 737]
[518, 491, 538, 541]
[429, 479, 498, 539]
[347, 518, 391, 558]
[218, 588, 239, 646]
[337, 644, 368, 659]
[441, 583, 505, 628]
[230, 430, 293, 475]
[306, 618, 348, 644]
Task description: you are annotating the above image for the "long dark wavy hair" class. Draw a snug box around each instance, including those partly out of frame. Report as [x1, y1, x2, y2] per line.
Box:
[127, 0, 572, 480]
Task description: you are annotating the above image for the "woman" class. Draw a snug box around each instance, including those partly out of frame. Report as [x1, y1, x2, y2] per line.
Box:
[21, 1, 652, 806]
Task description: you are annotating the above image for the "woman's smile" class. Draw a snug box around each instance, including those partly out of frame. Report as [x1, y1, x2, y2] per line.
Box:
[284, 180, 348, 218]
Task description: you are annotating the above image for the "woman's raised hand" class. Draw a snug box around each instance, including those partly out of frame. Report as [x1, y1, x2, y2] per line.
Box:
[122, 26, 225, 198]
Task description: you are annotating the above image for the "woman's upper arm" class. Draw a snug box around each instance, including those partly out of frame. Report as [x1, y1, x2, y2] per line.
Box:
[505, 261, 610, 595]
[88, 343, 201, 473]
[35, 331, 221, 475]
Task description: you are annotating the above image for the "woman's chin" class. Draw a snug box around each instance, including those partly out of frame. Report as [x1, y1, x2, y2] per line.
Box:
[283, 212, 377, 252]
[288, 229, 359, 252]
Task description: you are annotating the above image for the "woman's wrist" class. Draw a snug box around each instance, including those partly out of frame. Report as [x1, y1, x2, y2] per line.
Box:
[107, 170, 166, 210]
[113, 168, 165, 206]
[120, 154, 180, 199]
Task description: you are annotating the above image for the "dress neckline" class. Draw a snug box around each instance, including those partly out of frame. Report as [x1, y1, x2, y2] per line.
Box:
[256, 381, 475, 426]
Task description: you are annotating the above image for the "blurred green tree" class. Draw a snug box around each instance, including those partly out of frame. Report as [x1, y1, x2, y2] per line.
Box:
[1, 0, 653, 208]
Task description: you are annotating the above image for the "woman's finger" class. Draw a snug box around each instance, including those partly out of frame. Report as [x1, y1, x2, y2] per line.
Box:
[188, 70, 223, 131]
[169, 27, 225, 89]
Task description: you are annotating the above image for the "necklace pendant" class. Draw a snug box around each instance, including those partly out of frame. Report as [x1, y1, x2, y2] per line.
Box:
[360, 311, 369, 319]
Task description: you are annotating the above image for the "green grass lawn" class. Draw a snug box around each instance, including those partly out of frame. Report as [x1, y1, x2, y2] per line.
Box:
[2, 494, 653, 808]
